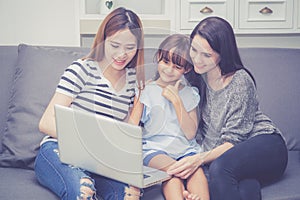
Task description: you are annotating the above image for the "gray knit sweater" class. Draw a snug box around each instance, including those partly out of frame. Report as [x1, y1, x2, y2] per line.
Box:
[200, 69, 282, 151]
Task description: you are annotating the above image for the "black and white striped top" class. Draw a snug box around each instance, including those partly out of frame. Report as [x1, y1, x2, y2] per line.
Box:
[40, 59, 137, 145]
[57, 59, 136, 121]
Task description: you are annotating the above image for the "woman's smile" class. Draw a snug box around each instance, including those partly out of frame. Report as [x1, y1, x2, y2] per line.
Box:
[113, 58, 127, 66]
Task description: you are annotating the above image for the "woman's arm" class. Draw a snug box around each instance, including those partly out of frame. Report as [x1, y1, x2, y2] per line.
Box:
[127, 95, 144, 125]
[162, 80, 198, 140]
[39, 92, 73, 138]
[167, 142, 233, 179]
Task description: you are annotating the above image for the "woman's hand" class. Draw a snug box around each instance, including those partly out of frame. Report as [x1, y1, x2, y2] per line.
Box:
[167, 153, 203, 179]
[167, 143, 234, 179]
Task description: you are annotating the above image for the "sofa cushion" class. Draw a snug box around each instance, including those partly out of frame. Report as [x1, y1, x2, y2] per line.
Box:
[0, 167, 59, 199]
[0, 46, 18, 153]
[261, 151, 300, 200]
[0, 44, 89, 169]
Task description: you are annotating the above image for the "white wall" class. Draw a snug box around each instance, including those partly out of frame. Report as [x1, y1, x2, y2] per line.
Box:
[0, 0, 80, 46]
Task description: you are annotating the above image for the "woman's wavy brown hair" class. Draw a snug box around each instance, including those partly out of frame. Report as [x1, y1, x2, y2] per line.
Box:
[87, 7, 145, 90]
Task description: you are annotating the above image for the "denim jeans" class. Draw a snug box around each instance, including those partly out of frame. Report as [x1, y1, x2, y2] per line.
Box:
[208, 133, 288, 200]
[34, 141, 129, 200]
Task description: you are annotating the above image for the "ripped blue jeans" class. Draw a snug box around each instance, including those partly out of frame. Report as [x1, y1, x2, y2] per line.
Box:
[34, 141, 132, 200]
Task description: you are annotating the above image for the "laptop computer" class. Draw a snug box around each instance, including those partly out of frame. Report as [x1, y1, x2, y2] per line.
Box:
[54, 104, 171, 188]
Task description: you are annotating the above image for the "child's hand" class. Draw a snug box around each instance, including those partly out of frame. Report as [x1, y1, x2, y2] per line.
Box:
[162, 80, 182, 104]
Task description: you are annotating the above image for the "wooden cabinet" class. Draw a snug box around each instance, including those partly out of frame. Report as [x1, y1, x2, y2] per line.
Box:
[81, 0, 300, 34]
[237, 0, 294, 33]
[179, 0, 234, 31]
[178, 0, 300, 34]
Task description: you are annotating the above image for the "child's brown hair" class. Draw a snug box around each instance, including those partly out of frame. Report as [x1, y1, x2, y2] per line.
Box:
[155, 34, 193, 72]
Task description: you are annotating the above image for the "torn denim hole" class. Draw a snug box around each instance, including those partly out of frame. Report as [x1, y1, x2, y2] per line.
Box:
[53, 148, 60, 156]
[124, 186, 143, 199]
[78, 177, 98, 200]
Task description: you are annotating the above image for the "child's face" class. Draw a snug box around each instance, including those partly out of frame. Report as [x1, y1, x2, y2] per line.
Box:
[104, 28, 137, 71]
[157, 56, 186, 86]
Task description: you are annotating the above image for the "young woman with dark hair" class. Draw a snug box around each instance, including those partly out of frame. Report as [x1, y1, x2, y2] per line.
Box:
[167, 16, 288, 200]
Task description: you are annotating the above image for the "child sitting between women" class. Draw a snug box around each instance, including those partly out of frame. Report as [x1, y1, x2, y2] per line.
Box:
[129, 34, 209, 200]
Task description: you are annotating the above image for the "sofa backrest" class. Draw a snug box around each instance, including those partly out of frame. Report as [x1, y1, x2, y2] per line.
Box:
[0, 45, 299, 170]
[0, 44, 90, 169]
[0, 46, 18, 152]
[239, 48, 300, 151]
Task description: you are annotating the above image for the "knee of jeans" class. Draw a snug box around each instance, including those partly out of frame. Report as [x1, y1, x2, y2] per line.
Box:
[124, 186, 143, 200]
[78, 177, 97, 200]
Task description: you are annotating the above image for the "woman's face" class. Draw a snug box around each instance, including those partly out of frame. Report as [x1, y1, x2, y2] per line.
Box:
[104, 28, 138, 71]
[190, 34, 220, 75]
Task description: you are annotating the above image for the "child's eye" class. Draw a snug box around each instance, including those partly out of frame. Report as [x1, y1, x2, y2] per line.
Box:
[191, 47, 197, 52]
[163, 59, 169, 64]
[175, 65, 184, 70]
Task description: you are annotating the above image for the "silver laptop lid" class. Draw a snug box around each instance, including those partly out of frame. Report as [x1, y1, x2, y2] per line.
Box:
[55, 104, 145, 187]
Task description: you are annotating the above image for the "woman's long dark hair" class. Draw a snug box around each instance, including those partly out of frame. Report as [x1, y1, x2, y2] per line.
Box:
[185, 16, 256, 129]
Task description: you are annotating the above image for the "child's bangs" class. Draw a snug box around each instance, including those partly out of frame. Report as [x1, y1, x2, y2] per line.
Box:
[158, 50, 170, 62]
[159, 49, 187, 66]
[171, 48, 190, 69]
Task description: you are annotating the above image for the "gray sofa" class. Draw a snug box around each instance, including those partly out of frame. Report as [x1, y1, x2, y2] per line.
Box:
[0, 44, 299, 200]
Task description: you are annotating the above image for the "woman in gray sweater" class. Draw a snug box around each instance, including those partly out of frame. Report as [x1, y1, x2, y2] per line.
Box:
[167, 16, 288, 200]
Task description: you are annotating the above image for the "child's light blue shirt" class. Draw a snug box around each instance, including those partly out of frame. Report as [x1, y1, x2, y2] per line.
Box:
[138, 81, 202, 160]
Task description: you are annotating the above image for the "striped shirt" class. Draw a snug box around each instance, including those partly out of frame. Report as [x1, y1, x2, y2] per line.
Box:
[41, 59, 136, 145]
[57, 59, 136, 120]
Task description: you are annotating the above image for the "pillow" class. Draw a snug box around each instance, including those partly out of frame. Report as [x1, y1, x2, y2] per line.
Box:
[0, 44, 89, 169]
[0, 46, 18, 153]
